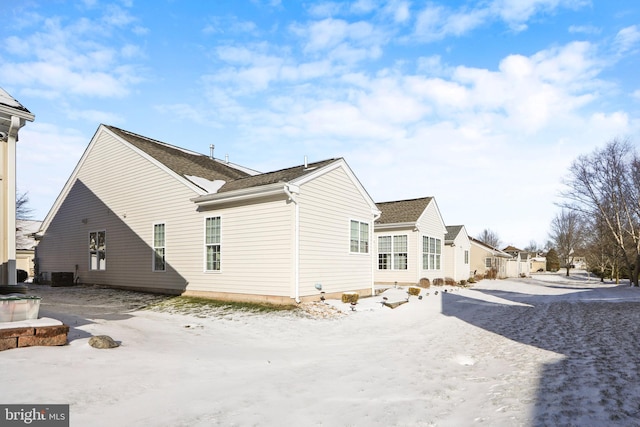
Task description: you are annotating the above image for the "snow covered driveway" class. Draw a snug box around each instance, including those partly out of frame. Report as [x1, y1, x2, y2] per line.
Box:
[3, 275, 640, 426]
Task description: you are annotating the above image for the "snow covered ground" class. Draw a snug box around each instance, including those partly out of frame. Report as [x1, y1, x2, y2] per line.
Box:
[3, 272, 640, 427]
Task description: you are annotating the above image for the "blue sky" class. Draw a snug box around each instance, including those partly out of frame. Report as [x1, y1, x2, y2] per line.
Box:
[2, 0, 639, 249]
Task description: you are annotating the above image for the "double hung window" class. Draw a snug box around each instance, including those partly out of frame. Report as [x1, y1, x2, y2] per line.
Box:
[422, 236, 441, 270]
[89, 231, 106, 271]
[350, 220, 369, 253]
[153, 223, 166, 272]
[205, 217, 221, 271]
[378, 235, 407, 270]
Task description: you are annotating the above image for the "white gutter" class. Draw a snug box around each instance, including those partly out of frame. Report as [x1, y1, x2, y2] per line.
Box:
[283, 184, 301, 303]
[191, 182, 286, 206]
[374, 222, 416, 231]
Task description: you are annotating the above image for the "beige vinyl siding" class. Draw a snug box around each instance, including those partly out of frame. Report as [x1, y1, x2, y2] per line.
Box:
[297, 166, 373, 297]
[444, 231, 471, 282]
[373, 229, 418, 285]
[415, 201, 447, 282]
[188, 195, 293, 296]
[373, 200, 447, 285]
[38, 132, 202, 292]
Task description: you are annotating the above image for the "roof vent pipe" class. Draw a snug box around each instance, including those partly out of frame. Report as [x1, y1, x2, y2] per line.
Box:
[304, 155, 308, 169]
[210, 144, 215, 159]
[225, 154, 229, 164]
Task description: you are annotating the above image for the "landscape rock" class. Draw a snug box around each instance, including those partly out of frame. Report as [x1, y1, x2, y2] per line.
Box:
[89, 335, 119, 349]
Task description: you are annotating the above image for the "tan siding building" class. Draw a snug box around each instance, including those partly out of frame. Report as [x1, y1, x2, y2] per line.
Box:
[37, 125, 380, 304]
[374, 197, 447, 286]
[444, 225, 472, 282]
[0, 88, 34, 287]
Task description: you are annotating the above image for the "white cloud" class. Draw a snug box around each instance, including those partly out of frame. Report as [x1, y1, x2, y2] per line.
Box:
[569, 25, 601, 35]
[613, 25, 640, 55]
[388, 1, 410, 23]
[0, 13, 145, 100]
[414, 0, 590, 41]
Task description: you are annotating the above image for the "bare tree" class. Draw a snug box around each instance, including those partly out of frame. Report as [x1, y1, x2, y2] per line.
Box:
[16, 191, 33, 220]
[549, 209, 585, 276]
[560, 138, 640, 286]
[524, 240, 540, 253]
[477, 229, 501, 249]
[584, 214, 621, 282]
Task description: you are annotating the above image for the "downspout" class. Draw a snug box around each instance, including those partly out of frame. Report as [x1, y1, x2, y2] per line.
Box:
[5, 116, 21, 286]
[371, 211, 381, 296]
[284, 184, 300, 303]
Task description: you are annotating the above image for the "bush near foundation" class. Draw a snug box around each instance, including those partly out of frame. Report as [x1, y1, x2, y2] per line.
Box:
[433, 278, 444, 286]
[341, 292, 359, 304]
[419, 278, 431, 288]
[444, 277, 456, 286]
[408, 287, 421, 296]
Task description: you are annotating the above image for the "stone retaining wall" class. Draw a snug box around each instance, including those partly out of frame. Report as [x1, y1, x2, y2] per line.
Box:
[0, 324, 69, 351]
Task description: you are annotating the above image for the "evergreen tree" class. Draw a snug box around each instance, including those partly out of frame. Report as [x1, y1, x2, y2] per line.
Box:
[546, 248, 560, 272]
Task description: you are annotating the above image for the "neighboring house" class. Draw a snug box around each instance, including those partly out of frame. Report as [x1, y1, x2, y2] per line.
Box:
[469, 237, 512, 279]
[444, 225, 471, 282]
[36, 124, 381, 304]
[503, 245, 531, 277]
[0, 87, 34, 286]
[16, 219, 41, 280]
[374, 197, 447, 286]
[530, 255, 547, 272]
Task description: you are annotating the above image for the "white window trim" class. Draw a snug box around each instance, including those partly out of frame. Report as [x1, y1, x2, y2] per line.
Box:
[89, 230, 107, 271]
[152, 222, 166, 272]
[349, 219, 370, 255]
[204, 215, 222, 273]
[378, 234, 408, 270]
[422, 235, 442, 271]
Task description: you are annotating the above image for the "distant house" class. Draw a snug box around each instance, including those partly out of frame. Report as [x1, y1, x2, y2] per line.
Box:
[373, 197, 447, 286]
[444, 225, 471, 282]
[16, 219, 41, 280]
[36, 124, 381, 304]
[469, 237, 512, 279]
[530, 255, 547, 272]
[502, 245, 531, 277]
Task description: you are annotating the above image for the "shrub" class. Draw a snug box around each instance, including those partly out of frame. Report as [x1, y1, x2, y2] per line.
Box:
[444, 277, 456, 286]
[341, 292, 359, 304]
[459, 279, 467, 286]
[408, 287, 421, 296]
[418, 277, 431, 288]
[433, 278, 444, 286]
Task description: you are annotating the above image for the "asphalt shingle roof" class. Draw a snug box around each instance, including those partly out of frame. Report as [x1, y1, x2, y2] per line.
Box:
[218, 158, 340, 193]
[445, 225, 464, 242]
[105, 125, 251, 183]
[375, 197, 433, 224]
[106, 125, 340, 193]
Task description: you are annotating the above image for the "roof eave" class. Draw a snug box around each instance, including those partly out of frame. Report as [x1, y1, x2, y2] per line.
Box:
[192, 182, 291, 207]
[0, 105, 35, 122]
[374, 221, 417, 231]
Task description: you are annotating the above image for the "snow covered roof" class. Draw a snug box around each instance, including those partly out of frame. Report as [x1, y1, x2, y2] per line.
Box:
[16, 219, 42, 250]
[0, 87, 32, 114]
